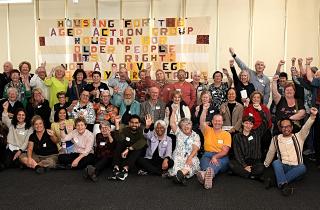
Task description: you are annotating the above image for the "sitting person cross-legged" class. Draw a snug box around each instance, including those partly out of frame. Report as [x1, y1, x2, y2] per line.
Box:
[137, 114, 174, 176]
[109, 115, 146, 181]
[19, 115, 59, 174]
[197, 107, 232, 189]
[83, 121, 116, 182]
[168, 105, 201, 186]
[264, 107, 318, 196]
[58, 117, 95, 169]
[229, 104, 268, 180]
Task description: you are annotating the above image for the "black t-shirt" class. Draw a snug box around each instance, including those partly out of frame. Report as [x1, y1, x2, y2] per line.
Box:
[29, 131, 58, 156]
[275, 96, 304, 120]
[85, 82, 109, 99]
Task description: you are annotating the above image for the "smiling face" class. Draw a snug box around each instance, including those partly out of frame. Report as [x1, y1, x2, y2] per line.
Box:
[172, 93, 181, 104]
[101, 91, 111, 104]
[3, 62, 12, 74]
[11, 72, 20, 83]
[284, 86, 295, 99]
[212, 115, 223, 130]
[55, 67, 65, 79]
[242, 120, 254, 133]
[227, 89, 236, 102]
[33, 90, 43, 103]
[156, 70, 165, 81]
[177, 70, 186, 82]
[76, 121, 86, 135]
[201, 92, 211, 104]
[34, 119, 45, 132]
[80, 90, 90, 104]
[20, 63, 30, 75]
[155, 122, 166, 137]
[192, 73, 201, 83]
[16, 111, 26, 124]
[280, 119, 293, 137]
[58, 109, 67, 121]
[8, 89, 18, 101]
[255, 61, 265, 73]
[180, 120, 192, 135]
[213, 72, 222, 83]
[92, 73, 101, 83]
[129, 118, 140, 131]
[239, 71, 249, 83]
[76, 72, 84, 82]
[252, 93, 261, 105]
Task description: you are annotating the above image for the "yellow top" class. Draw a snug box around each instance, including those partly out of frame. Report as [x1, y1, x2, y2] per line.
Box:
[203, 125, 231, 153]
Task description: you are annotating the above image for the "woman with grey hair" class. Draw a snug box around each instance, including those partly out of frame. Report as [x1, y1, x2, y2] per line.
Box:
[168, 105, 201, 185]
[136, 114, 174, 176]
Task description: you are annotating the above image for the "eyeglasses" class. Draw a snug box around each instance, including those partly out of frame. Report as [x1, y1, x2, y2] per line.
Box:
[280, 125, 292, 129]
[81, 94, 90, 97]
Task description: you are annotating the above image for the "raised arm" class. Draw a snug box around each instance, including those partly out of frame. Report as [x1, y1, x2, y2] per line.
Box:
[305, 57, 314, 82]
[169, 105, 178, 133]
[199, 103, 210, 133]
[229, 47, 252, 73]
[222, 68, 233, 88]
[272, 75, 281, 105]
[297, 58, 305, 76]
[275, 60, 285, 75]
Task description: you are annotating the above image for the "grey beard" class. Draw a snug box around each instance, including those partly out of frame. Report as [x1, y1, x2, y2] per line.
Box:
[124, 98, 133, 106]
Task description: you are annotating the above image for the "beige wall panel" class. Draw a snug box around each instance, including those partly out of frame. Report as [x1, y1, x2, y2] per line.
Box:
[154, 0, 181, 18]
[122, 0, 150, 19]
[219, 0, 250, 73]
[9, 4, 36, 70]
[98, 0, 121, 19]
[0, 5, 8, 64]
[287, 0, 320, 67]
[67, 0, 96, 18]
[39, 0, 65, 19]
[252, 0, 286, 77]
[187, 0, 217, 77]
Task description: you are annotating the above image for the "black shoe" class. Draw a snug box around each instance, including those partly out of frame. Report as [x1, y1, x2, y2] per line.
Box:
[107, 167, 120, 180]
[264, 177, 272, 190]
[56, 164, 68, 170]
[87, 165, 98, 182]
[117, 168, 128, 181]
[281, 183, 294, 196]
[35, 165, 46, 174]
[173, 170, 187, 186]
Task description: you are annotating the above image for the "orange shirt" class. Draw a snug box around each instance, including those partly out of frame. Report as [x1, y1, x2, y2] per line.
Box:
[203, 125, 231, 152]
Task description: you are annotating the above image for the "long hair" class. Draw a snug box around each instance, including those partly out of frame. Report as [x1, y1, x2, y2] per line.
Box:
[11, 108, 31, 129]
[54, 107, 69, 123]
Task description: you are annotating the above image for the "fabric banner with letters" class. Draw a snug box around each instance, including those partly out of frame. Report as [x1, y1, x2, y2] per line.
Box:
[38, 17, 210, 80]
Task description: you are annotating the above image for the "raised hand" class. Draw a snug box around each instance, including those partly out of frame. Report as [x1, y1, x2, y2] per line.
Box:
[310, 107, 318, 117]
[145, 114, 153, 128]
[229, 47, 235, 56]
[114, 115, 121, 125]
[222, 68, 229, 76]
[291, 57, 296, 66]
[278, 60, 285, 66]
[273, 75, 279, 81]
[2, 101, 9, 111]
[229, 59, 234, 67]
[306, 57, 313, 65]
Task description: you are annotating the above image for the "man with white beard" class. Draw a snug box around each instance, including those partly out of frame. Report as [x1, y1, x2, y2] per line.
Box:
[113, 87, 140, 125]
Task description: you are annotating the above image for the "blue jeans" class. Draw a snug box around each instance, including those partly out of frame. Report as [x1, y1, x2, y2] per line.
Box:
[200, 152, 229, 175]
[272, 159, 306, 187]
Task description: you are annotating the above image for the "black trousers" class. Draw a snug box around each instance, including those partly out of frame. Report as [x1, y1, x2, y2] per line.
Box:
[113, 142, 142, 170]
[137, 152, 174, 175]
[229, 159, 264, 178]
[58, 153, 95, 169]
[3, 149, 21, 168]
[261, 130, 272, 160]
[94, 157, 113, 175]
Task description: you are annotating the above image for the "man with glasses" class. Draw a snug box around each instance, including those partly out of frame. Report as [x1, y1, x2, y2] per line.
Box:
[264, 107, 318, 196]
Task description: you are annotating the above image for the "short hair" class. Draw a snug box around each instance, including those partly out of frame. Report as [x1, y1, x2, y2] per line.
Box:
[154, 120, 167, 130]
[56, 91, 66, 99]
[242, 115, 255, 124]
[178, 118, 192, 129]
[249, 91, 264, 104]
[99, 121, 111, 129]
[10, 69, 20, 77]
[279, 118, 294, 127]
[129, 114, 141, 123]
[227, 87, 237, 95]
[19, 61, 31, 71]
[54, 107, 69, 122]
[75, 117, 87, 126]
[92, 71, 101, 77]
[7, 87, 18, 95]
[192, 70, 201, 77]
[138, 69, 146, 78]
[200, 90, 212, 102]
[213, 71, 223, 79]
[72, 69, 87, 80]
[31, 115, 43, 127]
[279, 72, 288, 80]
[284, 82, 296, 92]
[239, 70, 250, 81]
[171, 90, 182, 99]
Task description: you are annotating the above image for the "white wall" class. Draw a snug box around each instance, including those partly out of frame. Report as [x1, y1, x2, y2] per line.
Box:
[0, 0, 319, 77]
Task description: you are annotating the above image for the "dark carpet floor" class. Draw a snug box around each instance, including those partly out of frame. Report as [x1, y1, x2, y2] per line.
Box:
[0, 160, 319, 210]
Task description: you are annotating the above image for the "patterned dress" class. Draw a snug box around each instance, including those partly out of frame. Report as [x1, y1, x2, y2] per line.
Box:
[208, 82, 229, 111]
[169, 128, 201, 178]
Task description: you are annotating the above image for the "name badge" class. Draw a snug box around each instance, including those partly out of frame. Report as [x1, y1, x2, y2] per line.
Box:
[43, 143, 47, 148]
[18, 130, 25, 135]
[162, 141, 167, 145]
[198, 86, 203, 91]
[209, 110, 215, 114]
[73, 137, 79, 143]
[37, 105, 42, 108]
[176, 89, 181, 92]
[248, 136, 253, 141]
[100, 142, 106, 146]
[100, 88, 105, 91]
[249, 113, 253, 117]
[156, 106, 160, 110]
[218, 139, 224, 144]
[258, 79, 264, 83]
[240, 90, 248, 99]
[167, 88, 171, 90]
[125, 137, 131, 142]
[286, 139, 293, 145]
[128, 110, 131, 114]
[212, 91, 216, 94]
[100, 106, 106, 111]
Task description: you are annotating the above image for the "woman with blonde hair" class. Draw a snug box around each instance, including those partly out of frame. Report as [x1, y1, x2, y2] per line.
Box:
[44, 65, 69, 108]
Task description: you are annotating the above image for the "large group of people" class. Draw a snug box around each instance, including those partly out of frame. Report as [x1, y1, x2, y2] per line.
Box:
[0, 47, 319, 197]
